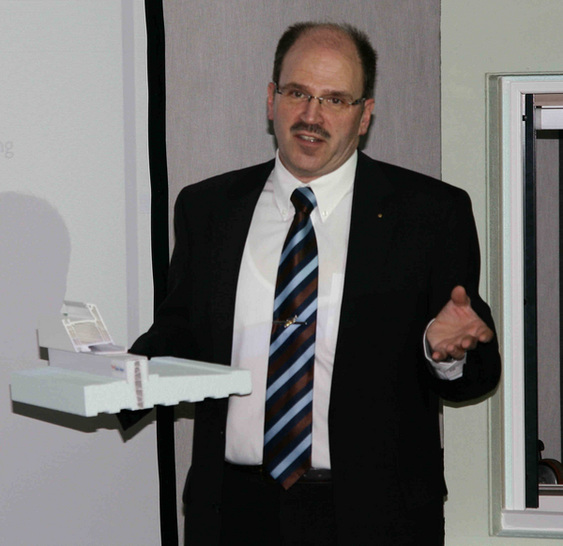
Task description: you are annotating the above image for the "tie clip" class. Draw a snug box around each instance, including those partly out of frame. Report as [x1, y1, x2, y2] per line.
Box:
[273, 315, 307, 328]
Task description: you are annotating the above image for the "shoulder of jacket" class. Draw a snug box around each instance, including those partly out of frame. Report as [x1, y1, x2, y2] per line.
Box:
[176, 159, 275, 201]
[357, 151, 470, 204]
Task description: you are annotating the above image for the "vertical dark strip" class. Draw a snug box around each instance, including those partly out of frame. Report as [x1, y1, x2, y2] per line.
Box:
[145, 1, 178, 544]
[524, 93, 539, 508]
[144, 0, 169, 310]
[559, 130, 563, 463]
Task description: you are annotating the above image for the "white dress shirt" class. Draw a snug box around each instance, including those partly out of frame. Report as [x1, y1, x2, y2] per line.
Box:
[226, 151, 355, 469]
[225, 151, 464, 469]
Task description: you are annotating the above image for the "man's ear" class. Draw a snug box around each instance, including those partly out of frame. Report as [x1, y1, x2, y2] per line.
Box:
[267, 82, 276, 121]
[358, 98, 375, 136]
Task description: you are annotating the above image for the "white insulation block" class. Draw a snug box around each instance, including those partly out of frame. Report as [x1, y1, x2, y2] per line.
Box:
[11, 367, 138, 417]
[11, 356, 252, 418]
[146, 356, 252, 407]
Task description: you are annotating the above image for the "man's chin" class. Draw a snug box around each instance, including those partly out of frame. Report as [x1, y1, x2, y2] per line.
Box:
[278, 152, 322, 181]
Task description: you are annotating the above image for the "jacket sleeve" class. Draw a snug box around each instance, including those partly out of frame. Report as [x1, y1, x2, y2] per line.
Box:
[425, 188, 501, 402]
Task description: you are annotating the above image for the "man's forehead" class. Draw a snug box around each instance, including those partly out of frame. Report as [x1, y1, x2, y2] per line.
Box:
[290, 27, 357, 56]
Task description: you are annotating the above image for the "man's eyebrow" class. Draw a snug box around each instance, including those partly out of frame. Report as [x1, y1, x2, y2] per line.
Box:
[280, 82, 308, 90]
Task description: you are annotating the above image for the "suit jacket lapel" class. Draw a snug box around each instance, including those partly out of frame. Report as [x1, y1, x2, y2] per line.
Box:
[336, 153, 398, 330]
[208, 160, 274, 365]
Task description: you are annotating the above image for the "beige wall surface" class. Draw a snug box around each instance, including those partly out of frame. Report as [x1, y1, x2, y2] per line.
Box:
[441, 0, 563, 544]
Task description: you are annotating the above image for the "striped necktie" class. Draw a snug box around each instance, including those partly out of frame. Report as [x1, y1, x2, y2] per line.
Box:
[263, 186, 318, 489]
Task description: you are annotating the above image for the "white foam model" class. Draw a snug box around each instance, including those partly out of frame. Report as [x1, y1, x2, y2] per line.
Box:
[11, 355, 252, 417]
[10, 302, 252, 417]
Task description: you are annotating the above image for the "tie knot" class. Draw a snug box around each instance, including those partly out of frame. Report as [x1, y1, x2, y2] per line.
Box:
[291, 187, 317, 216]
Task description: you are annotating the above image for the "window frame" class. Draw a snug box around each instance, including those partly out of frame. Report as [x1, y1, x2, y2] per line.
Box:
[488, 73, 563, 537]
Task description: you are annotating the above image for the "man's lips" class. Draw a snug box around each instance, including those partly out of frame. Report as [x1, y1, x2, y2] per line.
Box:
[297, 134, 323, 143]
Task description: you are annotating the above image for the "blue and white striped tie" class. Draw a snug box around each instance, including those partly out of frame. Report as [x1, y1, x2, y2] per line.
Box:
[264, 186, 318, 489]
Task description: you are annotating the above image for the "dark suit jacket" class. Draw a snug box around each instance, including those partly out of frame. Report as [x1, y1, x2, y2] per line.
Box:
[131, 152, 501, 545]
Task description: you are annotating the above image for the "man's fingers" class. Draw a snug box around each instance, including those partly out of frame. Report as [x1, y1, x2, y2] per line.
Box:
[431, 340, 464, 362]
[435, 335, 478, 361]
[428, 286, 495, 362]
[451, 285, 470, 307]
[460, 336, 476, 351]
[447, 343, 467, 360]
[478, 326, 494, 343]
[432, 345, 464, 362]
[432, 349, 447, 362]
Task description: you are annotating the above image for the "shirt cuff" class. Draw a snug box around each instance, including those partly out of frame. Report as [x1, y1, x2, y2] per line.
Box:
[423, 320, 466, 381]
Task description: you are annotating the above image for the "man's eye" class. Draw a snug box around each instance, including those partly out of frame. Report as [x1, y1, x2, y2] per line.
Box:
[289, 90, 305, 99]
[326, 96, 343, 105]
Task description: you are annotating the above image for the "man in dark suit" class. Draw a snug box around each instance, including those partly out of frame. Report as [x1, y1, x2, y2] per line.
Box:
[132, 22, 500, 546]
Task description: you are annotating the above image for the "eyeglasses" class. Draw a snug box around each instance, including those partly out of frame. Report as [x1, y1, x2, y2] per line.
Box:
[274, 82, 366, 113]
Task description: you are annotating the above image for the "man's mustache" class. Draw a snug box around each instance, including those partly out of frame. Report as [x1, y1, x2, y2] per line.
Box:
[290, 122, 331, 140]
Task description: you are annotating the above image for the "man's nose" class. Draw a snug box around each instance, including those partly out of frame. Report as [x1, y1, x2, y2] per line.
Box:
[300, 97, 324, 123]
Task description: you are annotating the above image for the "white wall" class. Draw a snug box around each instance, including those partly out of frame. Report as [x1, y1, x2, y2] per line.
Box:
[0, 1, 157, 544]
[441, 1, 563, 544]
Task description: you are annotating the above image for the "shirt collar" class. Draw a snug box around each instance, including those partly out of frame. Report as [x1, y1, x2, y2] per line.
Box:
[272, 150, 357, 222]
